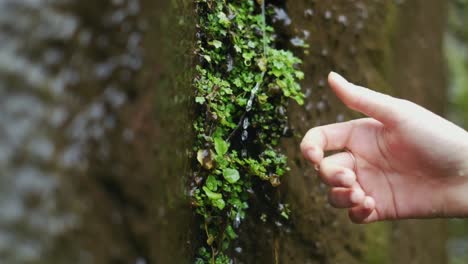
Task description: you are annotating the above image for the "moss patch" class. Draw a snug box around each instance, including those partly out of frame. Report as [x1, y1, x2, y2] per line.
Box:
[191, 0, 304, 262]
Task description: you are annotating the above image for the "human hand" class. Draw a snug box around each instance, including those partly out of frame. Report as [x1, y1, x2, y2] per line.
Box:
[300, 72, 468, 223]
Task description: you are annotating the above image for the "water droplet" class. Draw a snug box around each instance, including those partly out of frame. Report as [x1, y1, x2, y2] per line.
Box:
[241, 149, 248, 158]
[282, 126, 293, 137]
[227, 54, 234, 72]
[241, 130, 248, 141]
[304, 88, 313, 98]
[321, 48, 329, 56]
[318, 79, 326, 87]
[277, 106, 286, 116]
[135, 257, 147, 264]
[246, 99, 253, 112]
[336, 114, 345, 122]
[337, 15, 348, 25]
[233, 212, 241, 228]
[316, 101, 326, 112]
[242, 117, 249, 129]
[272, 7, 292, 26]
[246, 81, 261, 112]
[290, 37, 306, 47]
[304, 9, 314, 17]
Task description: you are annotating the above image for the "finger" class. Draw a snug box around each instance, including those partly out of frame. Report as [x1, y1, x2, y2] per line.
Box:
[348, 196, 379, 224]
[319, 152, 356, 187]
[328, 187, 365, 208]
[300, 121, 355, 164]
[328, 72, 402, 126]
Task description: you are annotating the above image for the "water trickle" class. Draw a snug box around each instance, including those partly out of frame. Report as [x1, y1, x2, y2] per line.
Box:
[242, 117, 250, 129]
[274, 221, 283, 227]
[227, 53, 234, 72]
[246, 78, 262, 112]
[241, 149, 248, 158]
[234, 211, 242, 228]
[241, 130, 248, 141]
[277, 106, 286, 116]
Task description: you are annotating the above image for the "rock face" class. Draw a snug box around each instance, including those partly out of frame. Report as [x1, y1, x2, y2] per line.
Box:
[0, 0, 448, 263]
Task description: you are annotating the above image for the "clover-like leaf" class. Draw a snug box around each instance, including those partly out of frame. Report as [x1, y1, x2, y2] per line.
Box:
[203, 186, 222, 200]
[209, 40, 223, 49]
[214, 137, 229, 156]
[223, 168, 240, 184]
[206, 175, 220, 191]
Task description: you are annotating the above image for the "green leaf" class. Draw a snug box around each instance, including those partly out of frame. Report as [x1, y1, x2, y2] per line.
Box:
[258, 94, 268, 104]
[226, 225, 237, 239]
[195, 96, 206, 104]
[203, 55, 211, 62]
[212, 198, 226, 210]
[214, 137, 229, 156]
[295, 71, 305, 80]
[223, 168, 240, 184]
[209, 40, 223, 49]
[242, 51, 255, 63]
[217, 12, 231, 27]
[206, 175, 219, 191]
[203, 186, 222, 200]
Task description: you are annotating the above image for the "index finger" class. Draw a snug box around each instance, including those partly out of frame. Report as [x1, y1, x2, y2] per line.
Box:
[300, 120, 357, 164]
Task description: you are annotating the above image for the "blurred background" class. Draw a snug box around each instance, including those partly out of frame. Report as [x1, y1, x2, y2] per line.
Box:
[447, 0, 468, 263]
[1, 0, 468, 263]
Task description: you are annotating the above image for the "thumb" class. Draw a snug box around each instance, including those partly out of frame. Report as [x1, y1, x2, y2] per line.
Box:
[328, 72, 402, 125]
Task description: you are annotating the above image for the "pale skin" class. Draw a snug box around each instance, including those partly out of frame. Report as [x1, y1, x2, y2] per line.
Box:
[300, 72, 468, 224]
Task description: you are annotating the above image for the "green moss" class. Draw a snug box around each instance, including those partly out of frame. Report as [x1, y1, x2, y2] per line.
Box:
[192, 0, 304, 262]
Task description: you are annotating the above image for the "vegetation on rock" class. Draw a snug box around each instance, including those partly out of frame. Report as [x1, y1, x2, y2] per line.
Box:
[191, 0, 304, 262]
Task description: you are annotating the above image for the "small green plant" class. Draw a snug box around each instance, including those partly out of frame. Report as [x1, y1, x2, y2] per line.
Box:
[192, 1, 304, 262]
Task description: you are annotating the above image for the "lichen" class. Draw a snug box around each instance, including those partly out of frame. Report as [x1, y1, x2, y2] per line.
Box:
[191, 1, 304, 262]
